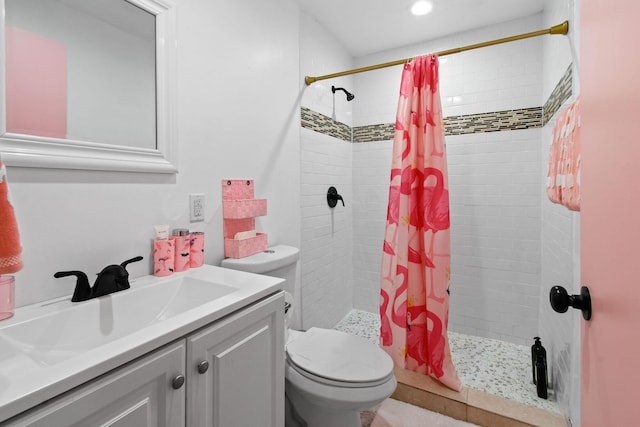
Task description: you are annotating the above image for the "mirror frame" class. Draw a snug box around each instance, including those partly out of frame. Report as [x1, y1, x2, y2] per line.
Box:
[0, 0, 177, 173]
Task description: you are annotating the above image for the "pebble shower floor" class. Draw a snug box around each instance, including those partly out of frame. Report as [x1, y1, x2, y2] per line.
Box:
[333, 310, 561, 414]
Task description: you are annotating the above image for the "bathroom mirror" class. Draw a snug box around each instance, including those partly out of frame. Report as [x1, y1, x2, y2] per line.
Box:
[0, 0, 177, 173]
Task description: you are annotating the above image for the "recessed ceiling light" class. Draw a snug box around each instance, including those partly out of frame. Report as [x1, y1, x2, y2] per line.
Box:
[411, 1, 433, 16]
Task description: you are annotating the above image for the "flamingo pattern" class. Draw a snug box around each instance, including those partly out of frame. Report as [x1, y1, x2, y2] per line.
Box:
[379, 55, 462, 392]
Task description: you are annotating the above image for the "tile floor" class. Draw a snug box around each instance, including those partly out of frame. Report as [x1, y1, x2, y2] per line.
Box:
[361, 398, 480, 427]
[334, 309, 561, 415]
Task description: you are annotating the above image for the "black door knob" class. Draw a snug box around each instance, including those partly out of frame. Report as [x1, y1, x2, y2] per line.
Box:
[549, 285, 592, 320]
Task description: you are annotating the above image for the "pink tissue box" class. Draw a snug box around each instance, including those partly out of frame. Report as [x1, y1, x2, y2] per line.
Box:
[224, 233, 268, 259]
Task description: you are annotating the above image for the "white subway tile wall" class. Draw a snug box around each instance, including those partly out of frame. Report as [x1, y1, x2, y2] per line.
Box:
[300, 128, 354, 329]
[446, 129, 542, 345]
[543, 191, 581, 422]
[540, 1, 580, 426]
[352, 141, 392, 314]
[540, 158, 579, 422]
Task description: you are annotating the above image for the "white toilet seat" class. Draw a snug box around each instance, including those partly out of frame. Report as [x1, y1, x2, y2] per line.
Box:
[286, 327, 394, 388]
[287, 357, 394, 388]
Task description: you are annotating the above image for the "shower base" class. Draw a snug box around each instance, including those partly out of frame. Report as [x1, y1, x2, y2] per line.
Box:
[333, 309, 561, 415]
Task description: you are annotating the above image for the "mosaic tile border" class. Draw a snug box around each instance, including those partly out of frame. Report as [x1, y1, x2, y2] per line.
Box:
[301, 64, 572, 142]
[352, 123, 395, 143]
[351, 107, 543, 142]
[443, 107, 542, 135]
[301, 107, 352, 141]
[542, 65, 572, 125]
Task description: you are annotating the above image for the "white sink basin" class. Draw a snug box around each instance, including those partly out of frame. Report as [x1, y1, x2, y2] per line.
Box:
[0, 276, 235, 365]
[0, 265, 283, 422]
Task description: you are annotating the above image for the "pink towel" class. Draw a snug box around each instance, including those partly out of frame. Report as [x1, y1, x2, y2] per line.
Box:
[547, 98, 581, 211]
[0, 158, 23, 274]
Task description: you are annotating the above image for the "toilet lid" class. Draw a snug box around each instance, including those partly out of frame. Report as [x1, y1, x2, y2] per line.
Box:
[286, 327, 393, 383]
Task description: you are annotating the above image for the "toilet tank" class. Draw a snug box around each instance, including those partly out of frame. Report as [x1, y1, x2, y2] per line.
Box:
[220, 245, 299, 297]
[220, 245, 301, 330]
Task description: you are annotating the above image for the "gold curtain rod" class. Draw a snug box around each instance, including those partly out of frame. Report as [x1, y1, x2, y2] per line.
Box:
[304, 20, 569, 86]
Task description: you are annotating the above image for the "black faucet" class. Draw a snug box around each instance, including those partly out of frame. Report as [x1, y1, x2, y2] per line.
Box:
[327, 186, 345, 208]
[54, 256, 144, 302]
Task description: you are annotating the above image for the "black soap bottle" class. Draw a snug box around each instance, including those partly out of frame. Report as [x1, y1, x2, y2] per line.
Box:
[531, 337, 541, 384]
[531, 337, 548, 399]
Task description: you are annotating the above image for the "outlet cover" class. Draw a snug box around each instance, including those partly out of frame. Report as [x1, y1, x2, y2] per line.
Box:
[190, 193, 205, 222]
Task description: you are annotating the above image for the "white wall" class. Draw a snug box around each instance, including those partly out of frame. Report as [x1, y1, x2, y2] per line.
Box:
[540, 0, 581, 425]
[8, 0, 301, 308]
[299, 12, 354, 329]
[351, 15, 544, 345]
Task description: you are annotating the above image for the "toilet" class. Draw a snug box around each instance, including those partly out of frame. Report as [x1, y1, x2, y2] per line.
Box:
[221, 245, 397, 427]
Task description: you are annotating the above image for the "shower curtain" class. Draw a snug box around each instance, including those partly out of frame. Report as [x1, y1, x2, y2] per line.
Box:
[379, 55, 462, 392]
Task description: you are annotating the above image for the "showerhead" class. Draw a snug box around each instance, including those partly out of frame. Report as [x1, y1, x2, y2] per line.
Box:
[332, 85, 355, 101]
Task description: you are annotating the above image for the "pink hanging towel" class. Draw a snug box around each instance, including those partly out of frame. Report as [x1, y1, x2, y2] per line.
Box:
[0, 158, 23, 274]
[547, 98, 581, 211]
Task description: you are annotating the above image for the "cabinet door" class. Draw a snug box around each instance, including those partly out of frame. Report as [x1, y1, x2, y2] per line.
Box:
[5, 341, 186, 427]
[187, 292, 284, 427]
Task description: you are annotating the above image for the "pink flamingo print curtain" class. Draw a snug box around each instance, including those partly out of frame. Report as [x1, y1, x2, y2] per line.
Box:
[380, 55, 462, 392]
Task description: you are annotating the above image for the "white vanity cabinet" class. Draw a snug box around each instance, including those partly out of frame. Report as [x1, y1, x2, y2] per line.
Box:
[3, 292, 284, 427]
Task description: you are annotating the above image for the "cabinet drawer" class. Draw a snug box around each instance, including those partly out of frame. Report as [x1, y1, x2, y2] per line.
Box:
[4, 341, 186, 427]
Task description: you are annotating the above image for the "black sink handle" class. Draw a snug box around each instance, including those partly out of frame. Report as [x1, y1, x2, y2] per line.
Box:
[54, 270, 92, 302]
[121, 256, 144, 270]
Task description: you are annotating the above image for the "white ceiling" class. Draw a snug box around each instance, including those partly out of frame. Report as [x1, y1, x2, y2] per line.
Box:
[292, 0, 547, 57]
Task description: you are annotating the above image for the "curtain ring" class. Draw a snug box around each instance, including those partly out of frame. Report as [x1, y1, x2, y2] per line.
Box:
[404, 57, 413, 70]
